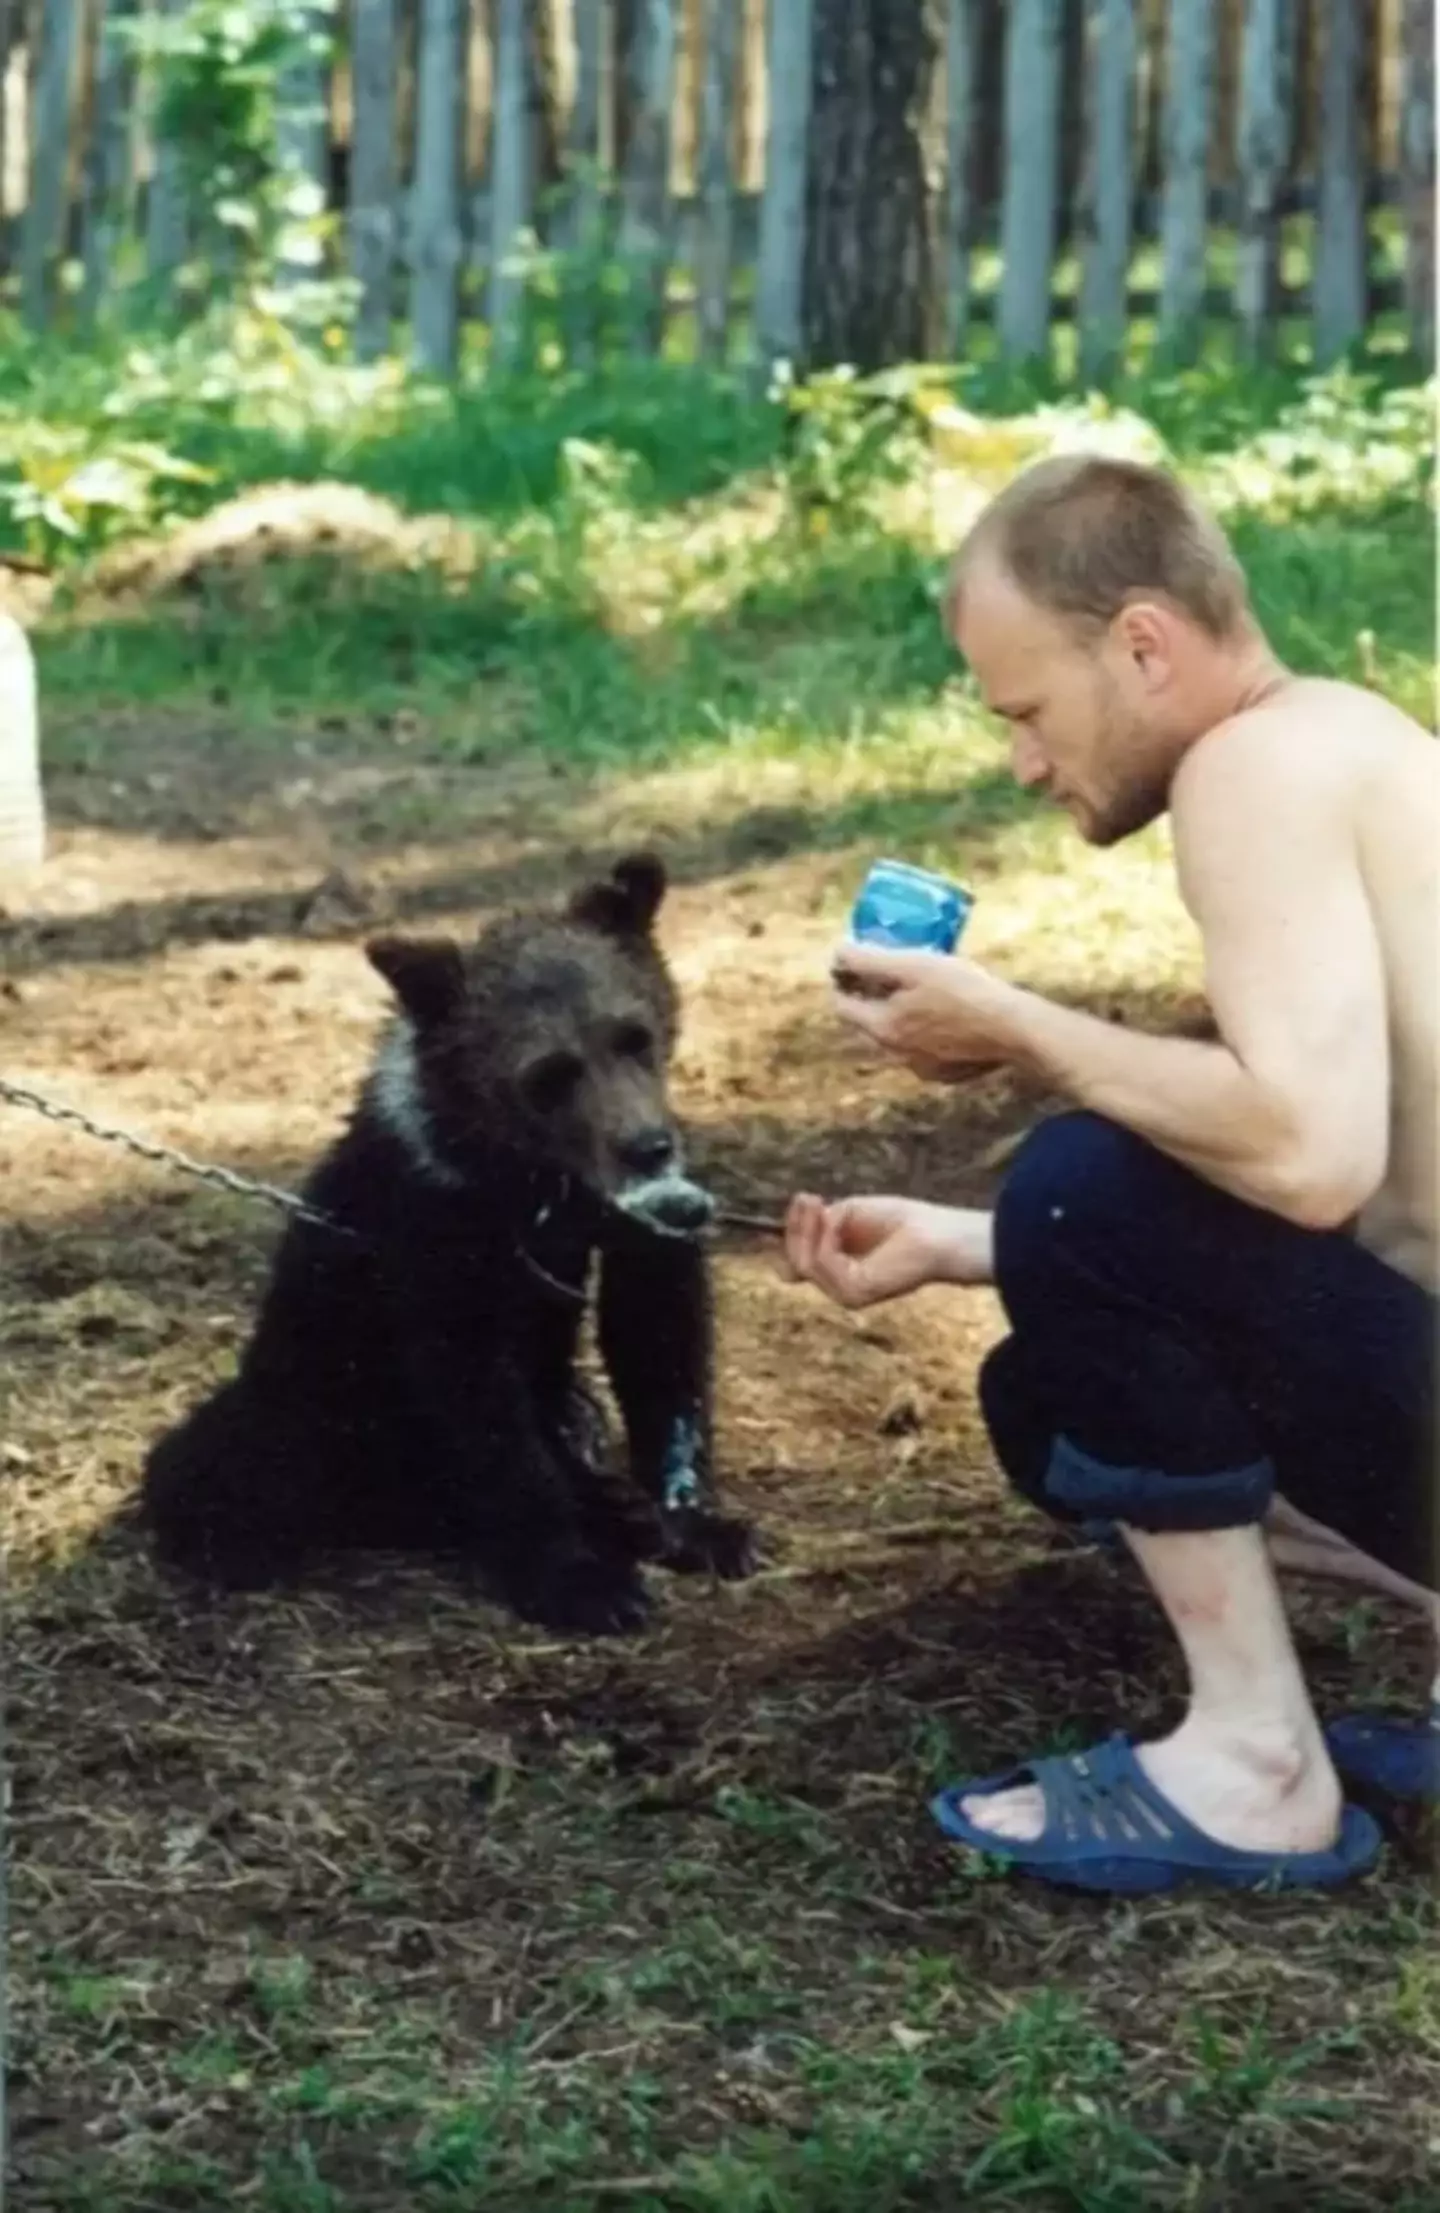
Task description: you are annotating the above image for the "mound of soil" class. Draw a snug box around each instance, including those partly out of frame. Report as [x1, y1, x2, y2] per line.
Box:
[89, 480, 478, 603]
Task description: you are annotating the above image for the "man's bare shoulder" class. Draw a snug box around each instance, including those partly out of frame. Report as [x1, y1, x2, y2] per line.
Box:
[1166, 678, 1435, 924]
[1172, 676, 1433, 825]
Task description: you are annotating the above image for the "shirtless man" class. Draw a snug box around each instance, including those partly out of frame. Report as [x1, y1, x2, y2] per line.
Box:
[784, 454, 1438, 1895]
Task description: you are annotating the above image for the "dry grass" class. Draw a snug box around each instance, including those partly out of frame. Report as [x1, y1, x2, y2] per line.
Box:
[4, 696, 1438, 2213]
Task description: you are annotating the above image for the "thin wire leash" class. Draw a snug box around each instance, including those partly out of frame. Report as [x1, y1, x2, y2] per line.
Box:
[0, 1075, 784, 1246]
[0, 1075, 353, 1236]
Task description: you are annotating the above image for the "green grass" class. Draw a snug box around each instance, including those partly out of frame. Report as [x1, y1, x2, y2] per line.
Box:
[26, 1910, 1439, 2213]
[9, 306, 1434, 795]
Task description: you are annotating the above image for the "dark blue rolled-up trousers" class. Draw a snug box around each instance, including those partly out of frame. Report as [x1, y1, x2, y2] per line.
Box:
[981, 1111, 1437, 1590]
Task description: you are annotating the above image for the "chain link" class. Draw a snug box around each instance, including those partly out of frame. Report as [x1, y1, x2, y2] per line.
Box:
[0, 1075, 783, 1241]
[0, 1075, 355, 1238]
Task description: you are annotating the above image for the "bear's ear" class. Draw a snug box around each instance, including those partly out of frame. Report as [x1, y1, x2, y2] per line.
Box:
[365, 934, 467, 1027]
[567, 850, 667, 941]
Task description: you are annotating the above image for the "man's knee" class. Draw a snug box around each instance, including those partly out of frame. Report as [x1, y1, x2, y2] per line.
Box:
[994, 1110, 1164, 1319]
[986, 1113, 1276, 1531]
[979, 1337, 1090, 1530]
[980, 1332, 1272, 1534]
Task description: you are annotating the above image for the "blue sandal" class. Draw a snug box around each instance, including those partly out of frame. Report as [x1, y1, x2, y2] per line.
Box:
[930, 1732, 1383, 1895]
[1325, 1699, 1440, 1803]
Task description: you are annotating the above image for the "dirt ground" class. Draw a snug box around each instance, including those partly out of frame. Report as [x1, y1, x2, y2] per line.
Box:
[4, 714, 1437, 2208]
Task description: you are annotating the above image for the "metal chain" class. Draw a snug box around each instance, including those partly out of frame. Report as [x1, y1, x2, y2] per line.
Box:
[0, 1074, 784, 1241]
[0, 1075, 355, 1238]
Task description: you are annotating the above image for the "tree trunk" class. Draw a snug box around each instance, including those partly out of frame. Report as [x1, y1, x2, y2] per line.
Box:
[1400, 0, 1435, 369]
[489, 0, 531, 366]
[410, 0, 465, 372]
[79, 0, 136, 324]
[1233, 0, 1297, 362]
[801, 0, 940, 374]
[1313, 0, 1367, 366]
[696, 0, 739, 360]
[350, 0, 398, 360]
[943, 0, 980, 355]
[20, 0, 80, 326]
[997, 0, 1063, 365]
[752, 0, 814, 374]
[1077, 0, 1135, 385]
[1156, 0, 1217, 361]
[617, 0, 677, 352]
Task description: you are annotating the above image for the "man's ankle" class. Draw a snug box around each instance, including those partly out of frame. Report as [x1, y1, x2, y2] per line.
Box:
[1180, 1706, 1328, 1789]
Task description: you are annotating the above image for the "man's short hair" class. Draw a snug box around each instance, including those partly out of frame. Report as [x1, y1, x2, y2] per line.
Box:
[946, 453, 1251, 642]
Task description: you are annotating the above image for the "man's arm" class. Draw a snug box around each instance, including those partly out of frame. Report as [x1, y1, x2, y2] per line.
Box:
[1004, 719, 1390, 1226]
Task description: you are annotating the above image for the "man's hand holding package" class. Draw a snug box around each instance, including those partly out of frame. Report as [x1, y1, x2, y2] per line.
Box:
[829, 943, 1020, 1083]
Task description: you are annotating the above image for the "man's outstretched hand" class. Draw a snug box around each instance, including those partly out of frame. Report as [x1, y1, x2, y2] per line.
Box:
[783, 1193, 995, 1310]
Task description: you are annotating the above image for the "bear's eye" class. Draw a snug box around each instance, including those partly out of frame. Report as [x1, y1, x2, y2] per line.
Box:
[613, 1020, 655, 1063]
[523, 1051, 584, 1114]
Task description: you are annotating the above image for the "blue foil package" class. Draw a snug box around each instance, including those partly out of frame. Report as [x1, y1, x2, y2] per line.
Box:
[849, 858, 974, 955]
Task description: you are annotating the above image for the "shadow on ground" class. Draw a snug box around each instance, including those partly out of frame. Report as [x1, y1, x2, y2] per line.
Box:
[1, 760, 1032, 982]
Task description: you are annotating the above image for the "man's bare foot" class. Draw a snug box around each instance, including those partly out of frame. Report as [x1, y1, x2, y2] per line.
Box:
[960, 1712, 1343, 1855]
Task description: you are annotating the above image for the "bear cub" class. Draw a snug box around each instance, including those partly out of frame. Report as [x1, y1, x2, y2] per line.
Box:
[140, 851, 757, 1635]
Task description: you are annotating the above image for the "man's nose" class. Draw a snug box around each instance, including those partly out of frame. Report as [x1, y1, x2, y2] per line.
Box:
[1011, 731, 1048, 789]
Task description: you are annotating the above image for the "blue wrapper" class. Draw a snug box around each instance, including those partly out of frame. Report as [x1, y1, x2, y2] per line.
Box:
[849, 858, 973, 955]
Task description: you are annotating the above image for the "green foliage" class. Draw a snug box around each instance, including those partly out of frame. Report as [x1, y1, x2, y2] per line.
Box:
[771, 361, 941, 535]
[0, 307, 783, 523]
[7, 313, 1434, 769]
[1197, 368, 1435, 519]
[118, 0, 341, 295]
[0, 421, 214, 563]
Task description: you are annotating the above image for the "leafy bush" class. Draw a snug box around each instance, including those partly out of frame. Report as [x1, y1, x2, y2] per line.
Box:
[120, 0, 342, 289]
[0, 423, 214, 563]
[771, 361, 945, 535]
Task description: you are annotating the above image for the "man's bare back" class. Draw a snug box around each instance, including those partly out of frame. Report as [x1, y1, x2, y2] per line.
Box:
[1348, 686, 1438, 1290]
[1178, 676, 1438, 1291]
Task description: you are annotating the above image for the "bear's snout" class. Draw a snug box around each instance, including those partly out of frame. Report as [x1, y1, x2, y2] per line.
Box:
[618, 1126, 676, 1178]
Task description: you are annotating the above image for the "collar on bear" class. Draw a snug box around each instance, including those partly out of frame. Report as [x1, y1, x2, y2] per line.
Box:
[520, 1178, 590, 1304]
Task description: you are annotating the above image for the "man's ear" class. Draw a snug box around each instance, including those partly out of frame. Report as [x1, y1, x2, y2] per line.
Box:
[365, 934, 467, 1027]
[567, 850, 667, 939]
[1113, 600, 1173, 686]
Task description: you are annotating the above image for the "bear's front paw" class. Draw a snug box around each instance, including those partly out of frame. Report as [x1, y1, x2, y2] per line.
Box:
[660, 1508, 759, 1581]
[515, 1549, 653, 1638]
[577, 1476, 666, 1564]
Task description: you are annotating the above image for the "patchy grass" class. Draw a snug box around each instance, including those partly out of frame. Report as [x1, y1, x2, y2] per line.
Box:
[6, 312, 1434, 746]
[4, 329, 1438, 2211]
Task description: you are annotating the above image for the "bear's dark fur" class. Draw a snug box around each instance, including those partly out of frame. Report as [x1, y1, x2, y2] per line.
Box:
[140, 852, 757, 1636]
